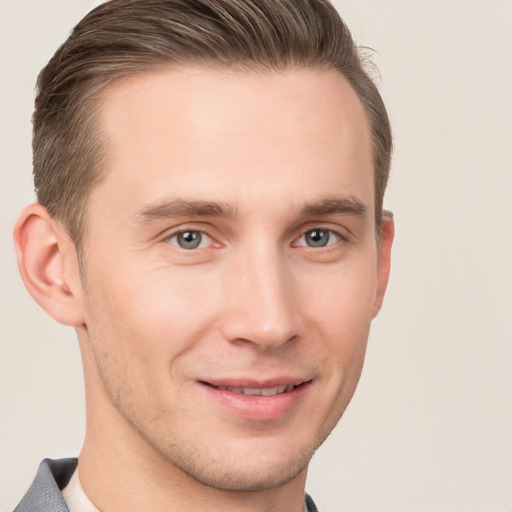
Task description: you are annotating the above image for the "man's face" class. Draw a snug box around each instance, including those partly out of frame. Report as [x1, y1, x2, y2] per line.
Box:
[77, 67, 391, 491]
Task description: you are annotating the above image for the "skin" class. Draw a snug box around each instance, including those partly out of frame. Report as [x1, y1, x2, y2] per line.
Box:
[14, 67, 393, 512]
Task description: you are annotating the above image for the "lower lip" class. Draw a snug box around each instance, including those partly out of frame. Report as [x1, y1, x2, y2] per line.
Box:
[199, 382, 311, 421]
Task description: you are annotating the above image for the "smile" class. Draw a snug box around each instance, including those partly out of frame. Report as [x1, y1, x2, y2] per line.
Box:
[215, 385, 296, 396]
[200, 379, 311, 420]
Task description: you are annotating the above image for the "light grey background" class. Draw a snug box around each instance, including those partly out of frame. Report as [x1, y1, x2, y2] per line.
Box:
[1, 1, 511, 511]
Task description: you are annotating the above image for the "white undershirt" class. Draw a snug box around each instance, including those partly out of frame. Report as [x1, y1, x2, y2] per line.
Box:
[62, 468, 101, 512]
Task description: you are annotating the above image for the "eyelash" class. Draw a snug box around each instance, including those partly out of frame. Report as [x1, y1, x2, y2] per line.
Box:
[294, 228, 343, 249]
[166, 230, 215, 250]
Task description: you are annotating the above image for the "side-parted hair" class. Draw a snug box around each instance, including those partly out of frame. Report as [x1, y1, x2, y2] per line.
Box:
[33, 0, 392, 247]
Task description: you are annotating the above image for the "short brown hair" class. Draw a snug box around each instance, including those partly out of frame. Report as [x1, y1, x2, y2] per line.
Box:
[33, 0, 392, 246]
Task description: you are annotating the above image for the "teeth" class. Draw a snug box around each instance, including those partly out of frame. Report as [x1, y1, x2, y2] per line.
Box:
[222, 385, 293, 396]
[244, 387, 262, 396]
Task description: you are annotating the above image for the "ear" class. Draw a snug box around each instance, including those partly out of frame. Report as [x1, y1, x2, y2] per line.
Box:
[13, 203, 85, 326]
[372, 213, 394, 318]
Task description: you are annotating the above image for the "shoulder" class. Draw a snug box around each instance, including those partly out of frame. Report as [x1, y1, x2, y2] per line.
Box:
[14, 458, 77, 512]
[305, 493, 320, 512]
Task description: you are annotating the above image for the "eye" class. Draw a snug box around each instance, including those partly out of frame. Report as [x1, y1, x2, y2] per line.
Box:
[167, 230, 211, 250]
[296, 229, 341, 248]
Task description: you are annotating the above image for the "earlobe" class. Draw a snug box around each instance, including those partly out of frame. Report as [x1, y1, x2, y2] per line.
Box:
[372, 214, 394, 318]
[13, 203, 85, 326]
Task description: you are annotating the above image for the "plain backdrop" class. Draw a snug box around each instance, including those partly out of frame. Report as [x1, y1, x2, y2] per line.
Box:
[1, 1, 511, 511]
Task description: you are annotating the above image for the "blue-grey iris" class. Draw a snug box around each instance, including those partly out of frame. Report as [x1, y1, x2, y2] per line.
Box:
[177, 231, 202, 249]
[305, 229, 330, 248]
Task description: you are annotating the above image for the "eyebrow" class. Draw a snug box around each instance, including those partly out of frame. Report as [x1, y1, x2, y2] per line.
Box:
[134, 195, 367, 224]
[135, 199, 238, 223]
[299, 195, 368, 219]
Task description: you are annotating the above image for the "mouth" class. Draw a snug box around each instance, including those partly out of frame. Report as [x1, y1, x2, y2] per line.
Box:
[199, 379, 311, 420]
[212, 384, 298, 396]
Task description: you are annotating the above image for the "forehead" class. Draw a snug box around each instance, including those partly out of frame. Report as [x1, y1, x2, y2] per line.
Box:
[92, 66, 374, 218]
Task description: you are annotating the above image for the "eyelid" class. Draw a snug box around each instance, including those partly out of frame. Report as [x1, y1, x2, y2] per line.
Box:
[294, 228, 343, 248]
[293, 222, 350, 245]
[167, 230, 212, 249]
[162, 225, 220, 249]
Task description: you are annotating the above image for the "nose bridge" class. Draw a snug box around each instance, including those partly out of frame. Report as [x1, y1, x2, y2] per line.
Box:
[222, 242, 300, 350]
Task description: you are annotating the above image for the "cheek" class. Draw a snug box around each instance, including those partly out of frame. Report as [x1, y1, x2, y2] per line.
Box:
[297, 260, 377, 378]
[83, 259, 221, 363]
[301, 258, 378, 328]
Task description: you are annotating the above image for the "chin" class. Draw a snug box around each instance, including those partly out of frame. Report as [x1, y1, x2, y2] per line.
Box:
[175, 451, 311, 492]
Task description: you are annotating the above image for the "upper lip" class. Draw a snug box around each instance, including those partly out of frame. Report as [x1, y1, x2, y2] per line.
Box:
[200, 377, 310, 389]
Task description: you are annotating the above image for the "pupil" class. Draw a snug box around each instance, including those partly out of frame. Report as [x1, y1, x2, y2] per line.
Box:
[307, 229, 328, 247]
[179, 231, 201, 249]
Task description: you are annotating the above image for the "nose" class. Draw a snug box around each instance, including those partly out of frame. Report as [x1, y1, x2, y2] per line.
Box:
[220, 249, 302, 351]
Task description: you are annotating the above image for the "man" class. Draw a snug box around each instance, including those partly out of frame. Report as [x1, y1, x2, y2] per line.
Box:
[13, 0, 393, 510]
